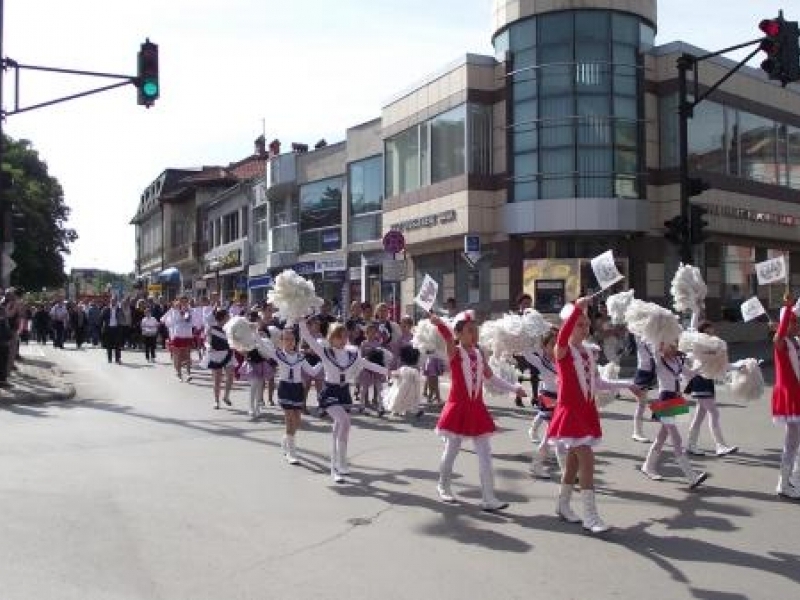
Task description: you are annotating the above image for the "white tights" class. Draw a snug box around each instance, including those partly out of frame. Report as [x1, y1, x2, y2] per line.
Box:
[439, 435, 499, 504]
[327, 405, 351, 474]
[650, 423, 685, 457]
[688, 396, 727, 448]
[249, 378, 265, 415]
[783, 422, 800, 467]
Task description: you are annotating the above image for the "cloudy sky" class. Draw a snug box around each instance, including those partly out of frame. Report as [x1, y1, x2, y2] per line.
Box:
[2, 0, 793, 273]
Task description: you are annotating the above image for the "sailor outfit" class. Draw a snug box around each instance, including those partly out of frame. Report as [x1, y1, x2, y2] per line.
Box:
[685, 371, 738, 456]
[206, 325, 232, 370]
[267, 348, 320, 410]
[633, 335, 657, 389]
[523, 349, 558, 421]
[299, 320, 388, 482]
[640, 350, 708, 488]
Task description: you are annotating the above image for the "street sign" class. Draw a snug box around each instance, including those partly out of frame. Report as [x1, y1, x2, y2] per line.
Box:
[382, 230, 406, 254]
[463, 234, 481, 267]
[382, 259, 407, 282]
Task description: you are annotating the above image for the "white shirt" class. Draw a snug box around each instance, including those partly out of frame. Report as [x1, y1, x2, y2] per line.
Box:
[655, 353, 699, 395]
[523, 349, 558, 395]
[261, 346, 321, 383]
[109, 306, 118, 327]
[299, 321, 387, 385]
[162, 308, 194, 339]
[141, 316, 159, 336]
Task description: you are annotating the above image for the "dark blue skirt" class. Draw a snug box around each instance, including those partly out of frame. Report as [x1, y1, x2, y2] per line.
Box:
[633, 369, 656, 390]
[278, 381, 305, 410]
[318, 383, 353, 409]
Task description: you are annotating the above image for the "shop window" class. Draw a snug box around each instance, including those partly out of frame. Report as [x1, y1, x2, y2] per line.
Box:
[300, 227, 341, 254]
[300, 177, 343, 231]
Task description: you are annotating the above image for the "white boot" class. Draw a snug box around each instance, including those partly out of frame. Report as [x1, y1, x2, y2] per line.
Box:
[581, 489, 610, 534]
[791, 454, 800, 489]
[331, 439, 345, 483]
[777, 458, 800, 499]
[677, 453, 709, 489]
[337, 439, 350, 475]
[555, 483, 581, 523]
[478, 463, 508, 512]
[529, 452, 550, 480]
[632, 403, 650, 443]
[285, 435, 300, 465]
[640, 446, 663, 481]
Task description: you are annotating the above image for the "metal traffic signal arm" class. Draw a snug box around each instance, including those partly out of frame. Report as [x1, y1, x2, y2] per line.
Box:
[674, 16, 800, 263]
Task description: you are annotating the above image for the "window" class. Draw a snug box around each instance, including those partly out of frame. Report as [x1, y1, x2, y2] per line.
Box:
[271, 196, 298, 227]
[300, 177, 343, 253]
[252, 204, 269, 245]
[349, 156, 383, 243]
[222, 212, 239, 244]
[739, 112, 778, 185]
[271, 223, 298, 253]
[688, 101, 726, 173]
[385, 103, 489, 197]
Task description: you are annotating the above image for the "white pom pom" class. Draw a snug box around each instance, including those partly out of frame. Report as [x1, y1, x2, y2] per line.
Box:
[606, 289, 635, 325]
[625, 299, 683, 349]
[267, 269, 323, 325]
[412, 319, 447, 357]
[521, 308, 552, 343]
[223, 316, 258, 353]
[479, 311, 550, 359]
[595, 362, 621, 408]
[728, 358, 765, 402]
[483, 356, 521, 404]
[679, 331, 729, 380]
[670, 264, 707, 313]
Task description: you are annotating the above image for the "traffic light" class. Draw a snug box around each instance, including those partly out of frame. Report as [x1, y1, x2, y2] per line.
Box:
[759, 14, 800, 86]
[664, 215, 686, 246]
[687, 176, 710, 197]
[689, 204, 709, 244]
[137, 39, 159, 107]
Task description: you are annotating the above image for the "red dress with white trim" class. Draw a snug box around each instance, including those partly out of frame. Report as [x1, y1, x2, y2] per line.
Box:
[436, 347, 496, 438]
[547, 307, 602, 448]
[772, 302, 800, 423]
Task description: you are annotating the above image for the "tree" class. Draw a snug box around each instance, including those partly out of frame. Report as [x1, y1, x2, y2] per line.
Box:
[1, 135, 77, 291]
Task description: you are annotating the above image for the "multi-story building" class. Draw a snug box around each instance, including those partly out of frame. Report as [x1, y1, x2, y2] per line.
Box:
[135, 0, 800, 330]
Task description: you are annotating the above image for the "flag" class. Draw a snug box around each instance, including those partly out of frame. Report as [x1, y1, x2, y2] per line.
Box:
[590, 250, 624, 290]
[740, 297, 766, 323]
[414, 274, 439, 313]
[755, 256, 787, 285]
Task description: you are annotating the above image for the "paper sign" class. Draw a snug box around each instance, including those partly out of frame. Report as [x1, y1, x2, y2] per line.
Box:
[740, 297, 767, 323]
[755, 256, 787, 285]
[414, 274, 439, 313]
[590, 250, 624, 290]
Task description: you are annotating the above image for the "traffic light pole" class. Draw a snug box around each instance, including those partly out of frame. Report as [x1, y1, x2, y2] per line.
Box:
[676, 41, 764, 265]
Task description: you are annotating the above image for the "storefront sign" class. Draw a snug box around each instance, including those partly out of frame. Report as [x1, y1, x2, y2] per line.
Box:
[248, 275, 273, 290]
[315, 257, 346, 272]
[147, 284, 162, 294]
[703, 204, 800, 227]
[390, 209, 457, 232]
[205, 249, 242, 273]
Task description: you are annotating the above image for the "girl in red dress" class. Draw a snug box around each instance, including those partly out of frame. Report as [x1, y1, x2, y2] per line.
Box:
[430, 311, 526, 512]
[548, 298, 641, 533]
[772, 298, 800, 499]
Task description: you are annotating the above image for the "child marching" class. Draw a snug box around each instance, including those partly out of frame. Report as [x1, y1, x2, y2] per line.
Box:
[771, 297, 800, 499]
[429, 311, 527, 512]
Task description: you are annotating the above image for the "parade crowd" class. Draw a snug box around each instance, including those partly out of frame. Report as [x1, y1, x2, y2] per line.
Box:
[2, 264, 799, 533]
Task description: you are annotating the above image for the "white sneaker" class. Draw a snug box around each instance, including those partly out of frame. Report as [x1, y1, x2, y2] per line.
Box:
[437, 483, 456, 503]
[332, 471, 346, 484]
[640, 465, 664, 481]
[686, 445, 706, 457]
[632, 433, 651, 443]
[715, 445, 738, 457]
[527, 426, 538, 443]
[529, 459, 550, 480]
[480, 499, 509, 512]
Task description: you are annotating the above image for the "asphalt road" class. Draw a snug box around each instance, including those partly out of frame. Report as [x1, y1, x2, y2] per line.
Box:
[0, 343, 798, 600]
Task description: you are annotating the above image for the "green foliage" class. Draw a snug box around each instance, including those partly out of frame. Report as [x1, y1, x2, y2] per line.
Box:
[2, 134, 78, 291]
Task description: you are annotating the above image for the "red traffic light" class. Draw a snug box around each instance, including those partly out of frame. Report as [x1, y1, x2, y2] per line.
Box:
[760, 18, 781, 37]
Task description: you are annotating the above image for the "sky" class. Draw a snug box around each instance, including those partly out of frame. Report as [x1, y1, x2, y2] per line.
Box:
[2, 0, 794, 274]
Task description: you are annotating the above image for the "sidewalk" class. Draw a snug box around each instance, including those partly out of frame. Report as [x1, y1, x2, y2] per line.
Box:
[0, 347, 76, 404]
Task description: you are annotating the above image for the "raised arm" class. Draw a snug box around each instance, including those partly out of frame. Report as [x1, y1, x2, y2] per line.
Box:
[555, 298, 588, 361]
[298, 318, 325, 357]
[428, 312, 456, 358]
[774, 298, 795, 347]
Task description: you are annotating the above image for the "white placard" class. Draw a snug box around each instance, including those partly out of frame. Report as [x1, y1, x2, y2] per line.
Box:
[414, 274, 439, 313]
[740, 297, 767, 323]
[755, 256, 787, 285]
[590, 250, 624, 290]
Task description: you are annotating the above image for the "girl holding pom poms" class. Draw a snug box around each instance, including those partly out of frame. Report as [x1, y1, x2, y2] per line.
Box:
[548, 299, 641, 534]
[429, 311, 527, 512]
[771, 297, 800, 499]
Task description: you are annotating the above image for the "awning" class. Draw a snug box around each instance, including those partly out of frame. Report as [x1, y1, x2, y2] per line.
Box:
[159, 267, 182, 283]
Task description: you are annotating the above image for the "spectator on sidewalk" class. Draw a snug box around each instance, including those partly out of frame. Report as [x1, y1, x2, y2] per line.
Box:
[86, 301, 101, 346]
[50, 300, 69, 349]
[2, 288, 24, 373]
[100, 297, 125, 364]
[33, 304, 51, 345]
[70, 303, 88, 350]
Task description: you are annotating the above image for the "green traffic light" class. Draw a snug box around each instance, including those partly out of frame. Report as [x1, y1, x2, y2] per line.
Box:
[142, 80, 159, 98]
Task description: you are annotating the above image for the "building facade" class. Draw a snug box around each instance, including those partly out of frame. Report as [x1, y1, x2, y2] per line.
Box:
[133, 0, 800, 330]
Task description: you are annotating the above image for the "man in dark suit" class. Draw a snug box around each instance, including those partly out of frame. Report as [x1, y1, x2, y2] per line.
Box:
[100, 297, 125, 364]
